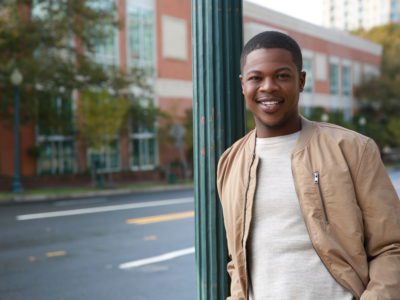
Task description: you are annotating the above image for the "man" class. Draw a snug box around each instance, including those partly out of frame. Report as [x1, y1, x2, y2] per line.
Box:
[217, 31, 400, 300]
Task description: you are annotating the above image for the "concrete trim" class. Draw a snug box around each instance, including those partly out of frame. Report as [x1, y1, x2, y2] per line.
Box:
[155, 78, 193, 99]
[329, 56, 340, 64]
[302, 49, 314, 58]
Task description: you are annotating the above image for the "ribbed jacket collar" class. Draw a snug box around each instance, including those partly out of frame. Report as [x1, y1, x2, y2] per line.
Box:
[244, 115, 317, 155]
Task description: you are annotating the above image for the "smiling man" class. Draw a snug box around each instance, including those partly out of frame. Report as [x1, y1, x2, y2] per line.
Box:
[217, 31, 400, 300]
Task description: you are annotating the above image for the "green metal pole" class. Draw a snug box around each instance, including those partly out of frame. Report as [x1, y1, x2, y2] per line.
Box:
[192, 1, 244, 299]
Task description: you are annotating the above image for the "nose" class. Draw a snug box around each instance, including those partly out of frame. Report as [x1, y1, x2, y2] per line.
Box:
[259, 77, 278, 93]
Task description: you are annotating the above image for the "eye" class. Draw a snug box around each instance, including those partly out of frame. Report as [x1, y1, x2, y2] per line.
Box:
[247, 75, 261, 81]
[277, 73, 290, 80]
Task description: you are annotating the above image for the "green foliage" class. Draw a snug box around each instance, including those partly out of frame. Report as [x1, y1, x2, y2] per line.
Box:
[130, 101, 170, 132]
[352, 24, 400, 148]
[245, 108, 255, 132]
[388, 118, 400, 148]
[79, 89, 129, 150]
[37, 91, 74, 135]
[306, 107, 393, 150]
[0, 0, 146, 128]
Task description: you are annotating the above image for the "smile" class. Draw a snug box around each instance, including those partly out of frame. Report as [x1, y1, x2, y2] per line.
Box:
[256, 97, 284, 113]
[260, 100, 281, 106]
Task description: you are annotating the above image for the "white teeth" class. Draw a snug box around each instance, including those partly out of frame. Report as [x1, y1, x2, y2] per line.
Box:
[261, 101, 279, 105]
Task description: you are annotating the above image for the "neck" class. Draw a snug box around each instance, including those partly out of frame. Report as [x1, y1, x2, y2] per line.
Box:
[256, 115, 301, 138]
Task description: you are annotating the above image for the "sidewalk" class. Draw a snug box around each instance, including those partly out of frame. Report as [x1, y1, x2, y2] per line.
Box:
[1, 167, 398, 205]
[0, 181, 194, 205]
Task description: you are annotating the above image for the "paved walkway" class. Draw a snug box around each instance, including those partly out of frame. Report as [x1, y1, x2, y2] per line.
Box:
[1, 167, 399, 205]
[0, 183, 193, 205]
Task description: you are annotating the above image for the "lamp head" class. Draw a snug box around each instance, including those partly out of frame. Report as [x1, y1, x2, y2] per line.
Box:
[10, 68, 23, 86]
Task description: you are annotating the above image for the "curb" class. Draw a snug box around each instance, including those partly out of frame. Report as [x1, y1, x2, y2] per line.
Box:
[0, 183, 193, 205]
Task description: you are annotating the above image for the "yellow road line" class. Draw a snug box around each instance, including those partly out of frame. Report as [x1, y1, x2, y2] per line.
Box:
[46, 250, 67, 258]
[127, 211, 194, 225]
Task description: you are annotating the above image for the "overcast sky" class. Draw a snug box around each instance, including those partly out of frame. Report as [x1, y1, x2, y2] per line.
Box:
[246, 0, 324, 26]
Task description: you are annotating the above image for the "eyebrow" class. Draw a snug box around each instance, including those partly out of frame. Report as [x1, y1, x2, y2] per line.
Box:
[245, 66, 293, 75]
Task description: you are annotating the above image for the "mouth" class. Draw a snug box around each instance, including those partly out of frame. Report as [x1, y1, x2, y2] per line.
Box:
[256, 97, 284, 113]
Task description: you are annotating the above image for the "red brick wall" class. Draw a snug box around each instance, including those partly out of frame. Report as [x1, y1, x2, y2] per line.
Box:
[155, 0, 193, 167]
[20, 124, 36, 175]
[118, 0, 128, 73]
[0, 122, 36, 177]
[0, 122, 13, 177]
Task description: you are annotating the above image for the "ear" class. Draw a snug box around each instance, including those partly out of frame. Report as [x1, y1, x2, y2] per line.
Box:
[239, 74, 244, 94]
[299, 71, 306, 92]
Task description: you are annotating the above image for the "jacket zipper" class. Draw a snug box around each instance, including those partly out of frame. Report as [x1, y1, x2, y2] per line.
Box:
[242, 152, 256, 299]
[292, 165, 358, 298]
[313, 171, 329, 225]
[242, 153, 256, 248]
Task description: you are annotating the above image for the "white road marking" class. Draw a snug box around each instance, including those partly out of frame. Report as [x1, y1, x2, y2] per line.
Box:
[119, 247, 195, 270]
[16, 197, 193, 221]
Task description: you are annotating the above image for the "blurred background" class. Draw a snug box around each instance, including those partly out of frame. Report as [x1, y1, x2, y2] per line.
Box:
[0, 0, 399, 299]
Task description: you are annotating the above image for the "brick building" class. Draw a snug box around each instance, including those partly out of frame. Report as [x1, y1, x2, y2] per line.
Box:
[0, 0, 381, 190]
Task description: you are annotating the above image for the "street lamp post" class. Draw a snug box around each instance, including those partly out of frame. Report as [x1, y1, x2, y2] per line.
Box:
[192, 1, 244, 298]
[10, 68, 23, 193]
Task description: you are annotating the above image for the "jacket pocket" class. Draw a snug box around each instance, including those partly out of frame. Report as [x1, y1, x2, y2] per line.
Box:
[313, 171, 329, 224]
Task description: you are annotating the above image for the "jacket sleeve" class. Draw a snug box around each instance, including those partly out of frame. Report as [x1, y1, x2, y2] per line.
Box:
[355, 140, 400, 300]
[217, 148, 246, 300]
[226, 256, 245, 300]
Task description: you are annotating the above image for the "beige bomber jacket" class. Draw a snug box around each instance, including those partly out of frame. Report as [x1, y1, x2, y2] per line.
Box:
[217, 117, 400, 300]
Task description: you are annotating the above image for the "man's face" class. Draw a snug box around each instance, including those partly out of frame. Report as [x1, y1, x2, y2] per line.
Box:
[240, 48, 305, 138]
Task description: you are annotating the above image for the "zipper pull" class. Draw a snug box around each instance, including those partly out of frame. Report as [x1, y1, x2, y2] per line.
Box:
[313, 171, 319, 184]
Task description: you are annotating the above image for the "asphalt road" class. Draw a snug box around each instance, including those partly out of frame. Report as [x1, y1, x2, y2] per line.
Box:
[0, 189, 195, 300]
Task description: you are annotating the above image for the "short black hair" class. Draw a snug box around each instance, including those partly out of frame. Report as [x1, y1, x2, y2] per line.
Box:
[240, 31, 303, 73]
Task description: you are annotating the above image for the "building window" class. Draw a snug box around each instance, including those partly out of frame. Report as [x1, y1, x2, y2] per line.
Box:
[38, 138, 75, 175]
[303, 57, 314, 93]
[342, 65, 352, 120]
[127, 3, 155, 72]
[342, 65, 352, 96]
[94, 27, 118, 65]
[329, 63, 339, 95]
[92, 0, 118, 65]
[391, 0, 398, 20]
[315, 54, 327, 81]
[126, 1, 157, 171]
[88, 138, 120, 173]
[37, 92, 76, 175]
[130, 126, 157, 171]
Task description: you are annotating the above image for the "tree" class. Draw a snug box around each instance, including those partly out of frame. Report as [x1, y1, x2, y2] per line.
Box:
[388, 118, 400, 149]
[353, 24, 400, 148]
[79, 89, 129, 151]
[78, 89, 129, 185]
[0, 0, 146, 128]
